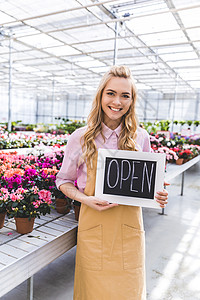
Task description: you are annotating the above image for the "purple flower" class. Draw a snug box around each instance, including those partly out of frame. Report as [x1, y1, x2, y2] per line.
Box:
[25, 169, 37, 176]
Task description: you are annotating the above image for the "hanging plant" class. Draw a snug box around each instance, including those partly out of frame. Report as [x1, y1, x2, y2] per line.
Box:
[186, 120, 193, 127]
[179, 121, 186, 126]
[159, 120, 171, 131]
[173, 120, 178, 125]
[193, 121, 200, 127]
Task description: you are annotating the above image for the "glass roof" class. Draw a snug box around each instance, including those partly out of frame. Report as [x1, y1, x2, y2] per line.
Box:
[0, 0, 200, 95]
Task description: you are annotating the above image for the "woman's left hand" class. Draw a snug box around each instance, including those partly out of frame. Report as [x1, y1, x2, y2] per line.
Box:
[155, 182, 169, 208]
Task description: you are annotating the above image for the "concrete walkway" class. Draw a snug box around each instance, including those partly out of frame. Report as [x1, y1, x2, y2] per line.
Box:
[1, 162, 200, 300]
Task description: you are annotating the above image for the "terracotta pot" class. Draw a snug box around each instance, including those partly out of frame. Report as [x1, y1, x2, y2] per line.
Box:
[176, 158, 184, 165]
[73, 204, 80, 221]
[183, 158, 189, 163]
[55, 198, 71, 214]
[15, 217, 35, 234]
[0, 212, 6, 229]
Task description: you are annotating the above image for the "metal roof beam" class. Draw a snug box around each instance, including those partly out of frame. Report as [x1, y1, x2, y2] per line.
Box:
[2, 4, 200, 39]
[166, 0, 200, 59]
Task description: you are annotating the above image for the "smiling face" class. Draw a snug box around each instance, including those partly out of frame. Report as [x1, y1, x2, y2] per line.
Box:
[101, 77, 132, 130]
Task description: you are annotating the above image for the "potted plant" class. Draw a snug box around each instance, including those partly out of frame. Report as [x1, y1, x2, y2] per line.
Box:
[52, 188, 72, 214]
[159, 120, 171, 131]
[154, 146, 178, 165]
[193, 120, 200, 127]
[190, 145, 200, 158]
[177, 149, 193, 164]
[6, 187, 52, 234]
[179, 120, 186, 128]
[0, 188, 9, 229]
[186, 120, 193, 127]
[173, 120, 179, 125]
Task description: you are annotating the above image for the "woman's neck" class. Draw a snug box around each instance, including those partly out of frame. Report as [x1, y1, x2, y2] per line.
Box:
[103, 119, 121, 130]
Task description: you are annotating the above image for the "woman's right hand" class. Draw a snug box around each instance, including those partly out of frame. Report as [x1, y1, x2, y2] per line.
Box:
[59, 182, 118, 211]
[83, 196, 118, 211]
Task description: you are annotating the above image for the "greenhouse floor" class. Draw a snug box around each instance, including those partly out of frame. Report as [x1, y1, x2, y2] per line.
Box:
[1, 162, 200, 300]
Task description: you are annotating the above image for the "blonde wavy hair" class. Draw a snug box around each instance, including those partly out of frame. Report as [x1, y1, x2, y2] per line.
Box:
[82, 65, 138, 167]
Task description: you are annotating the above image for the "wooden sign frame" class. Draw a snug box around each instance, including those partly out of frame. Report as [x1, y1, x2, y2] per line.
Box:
[95, 149, 166, 209]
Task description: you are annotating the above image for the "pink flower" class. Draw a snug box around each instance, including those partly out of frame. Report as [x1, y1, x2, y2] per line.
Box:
[38, 190, 52, 204]
[33, 201, 39, 208]
[10, 194, 18, 202]
[16, 187, 26, 194]
[33, 187, 39, 194]
[0, 187, 9, 194]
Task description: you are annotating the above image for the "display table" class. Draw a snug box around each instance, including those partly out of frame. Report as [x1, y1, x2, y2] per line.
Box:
[0, 210, 78, 299]
[0, 145, 65, 155]
[165, 155, 200, 194]
[162, 155, 200, 214]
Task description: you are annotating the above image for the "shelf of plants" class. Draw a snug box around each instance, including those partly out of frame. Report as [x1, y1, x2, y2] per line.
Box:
[0, 127, 199, 231]
[0, 210, 77, 298]
[0, 145, 78, 298]
[0, 124, 199, 298]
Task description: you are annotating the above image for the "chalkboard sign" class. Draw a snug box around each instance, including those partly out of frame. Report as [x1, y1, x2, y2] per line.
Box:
[95, 149, 166, 208]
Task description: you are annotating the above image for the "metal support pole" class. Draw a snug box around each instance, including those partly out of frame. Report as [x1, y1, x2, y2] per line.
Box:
[36, 96, 39, 124]
[143, 98, 147, 122]
[194, 92, 200, 131]
[83, 97, 86, 122]
[27, 276, 33, 300]
[181, 172, 185, 196]
[156, 94, 160, 120]
[51, 79, 55, 123]
[161, 183, 166, 215]
[66, 98, 69, 119]
[75, 95, 78, 119]
[171, 74, 178, 132]
[113, 21, 118, 65]
[181, 97, 184, 120]
[8, 35, 12, 132]
[167, 99, 172, 121]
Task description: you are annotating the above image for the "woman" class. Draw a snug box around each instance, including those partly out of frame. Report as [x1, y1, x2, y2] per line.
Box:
[56, 66, 168, 300]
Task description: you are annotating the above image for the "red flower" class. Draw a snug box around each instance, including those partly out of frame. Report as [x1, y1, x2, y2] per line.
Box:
[178, 149, 193, 159]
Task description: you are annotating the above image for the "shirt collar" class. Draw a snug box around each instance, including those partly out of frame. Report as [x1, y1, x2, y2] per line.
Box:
[102, 122, 122, 139]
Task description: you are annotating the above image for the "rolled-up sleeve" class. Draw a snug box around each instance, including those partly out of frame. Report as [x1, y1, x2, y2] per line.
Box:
[56, 129, 83, 190]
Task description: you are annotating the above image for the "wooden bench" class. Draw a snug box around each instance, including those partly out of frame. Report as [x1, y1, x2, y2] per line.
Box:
[0, 210, 78, 299]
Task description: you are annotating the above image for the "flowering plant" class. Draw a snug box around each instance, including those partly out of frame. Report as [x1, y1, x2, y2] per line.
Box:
[0, 188, 9, 213]
[178, 149, 193, 160]
[0, 132, 69, 149]
[153, 146, 178, 161]
[189, 145, 200, 157]
[6, 187, 52, 220]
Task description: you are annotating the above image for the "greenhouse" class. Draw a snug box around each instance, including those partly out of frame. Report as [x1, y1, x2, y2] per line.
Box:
[0, 0, 200, 300]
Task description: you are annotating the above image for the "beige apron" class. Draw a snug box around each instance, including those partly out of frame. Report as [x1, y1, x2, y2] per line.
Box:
[73, 154, 146, 300]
